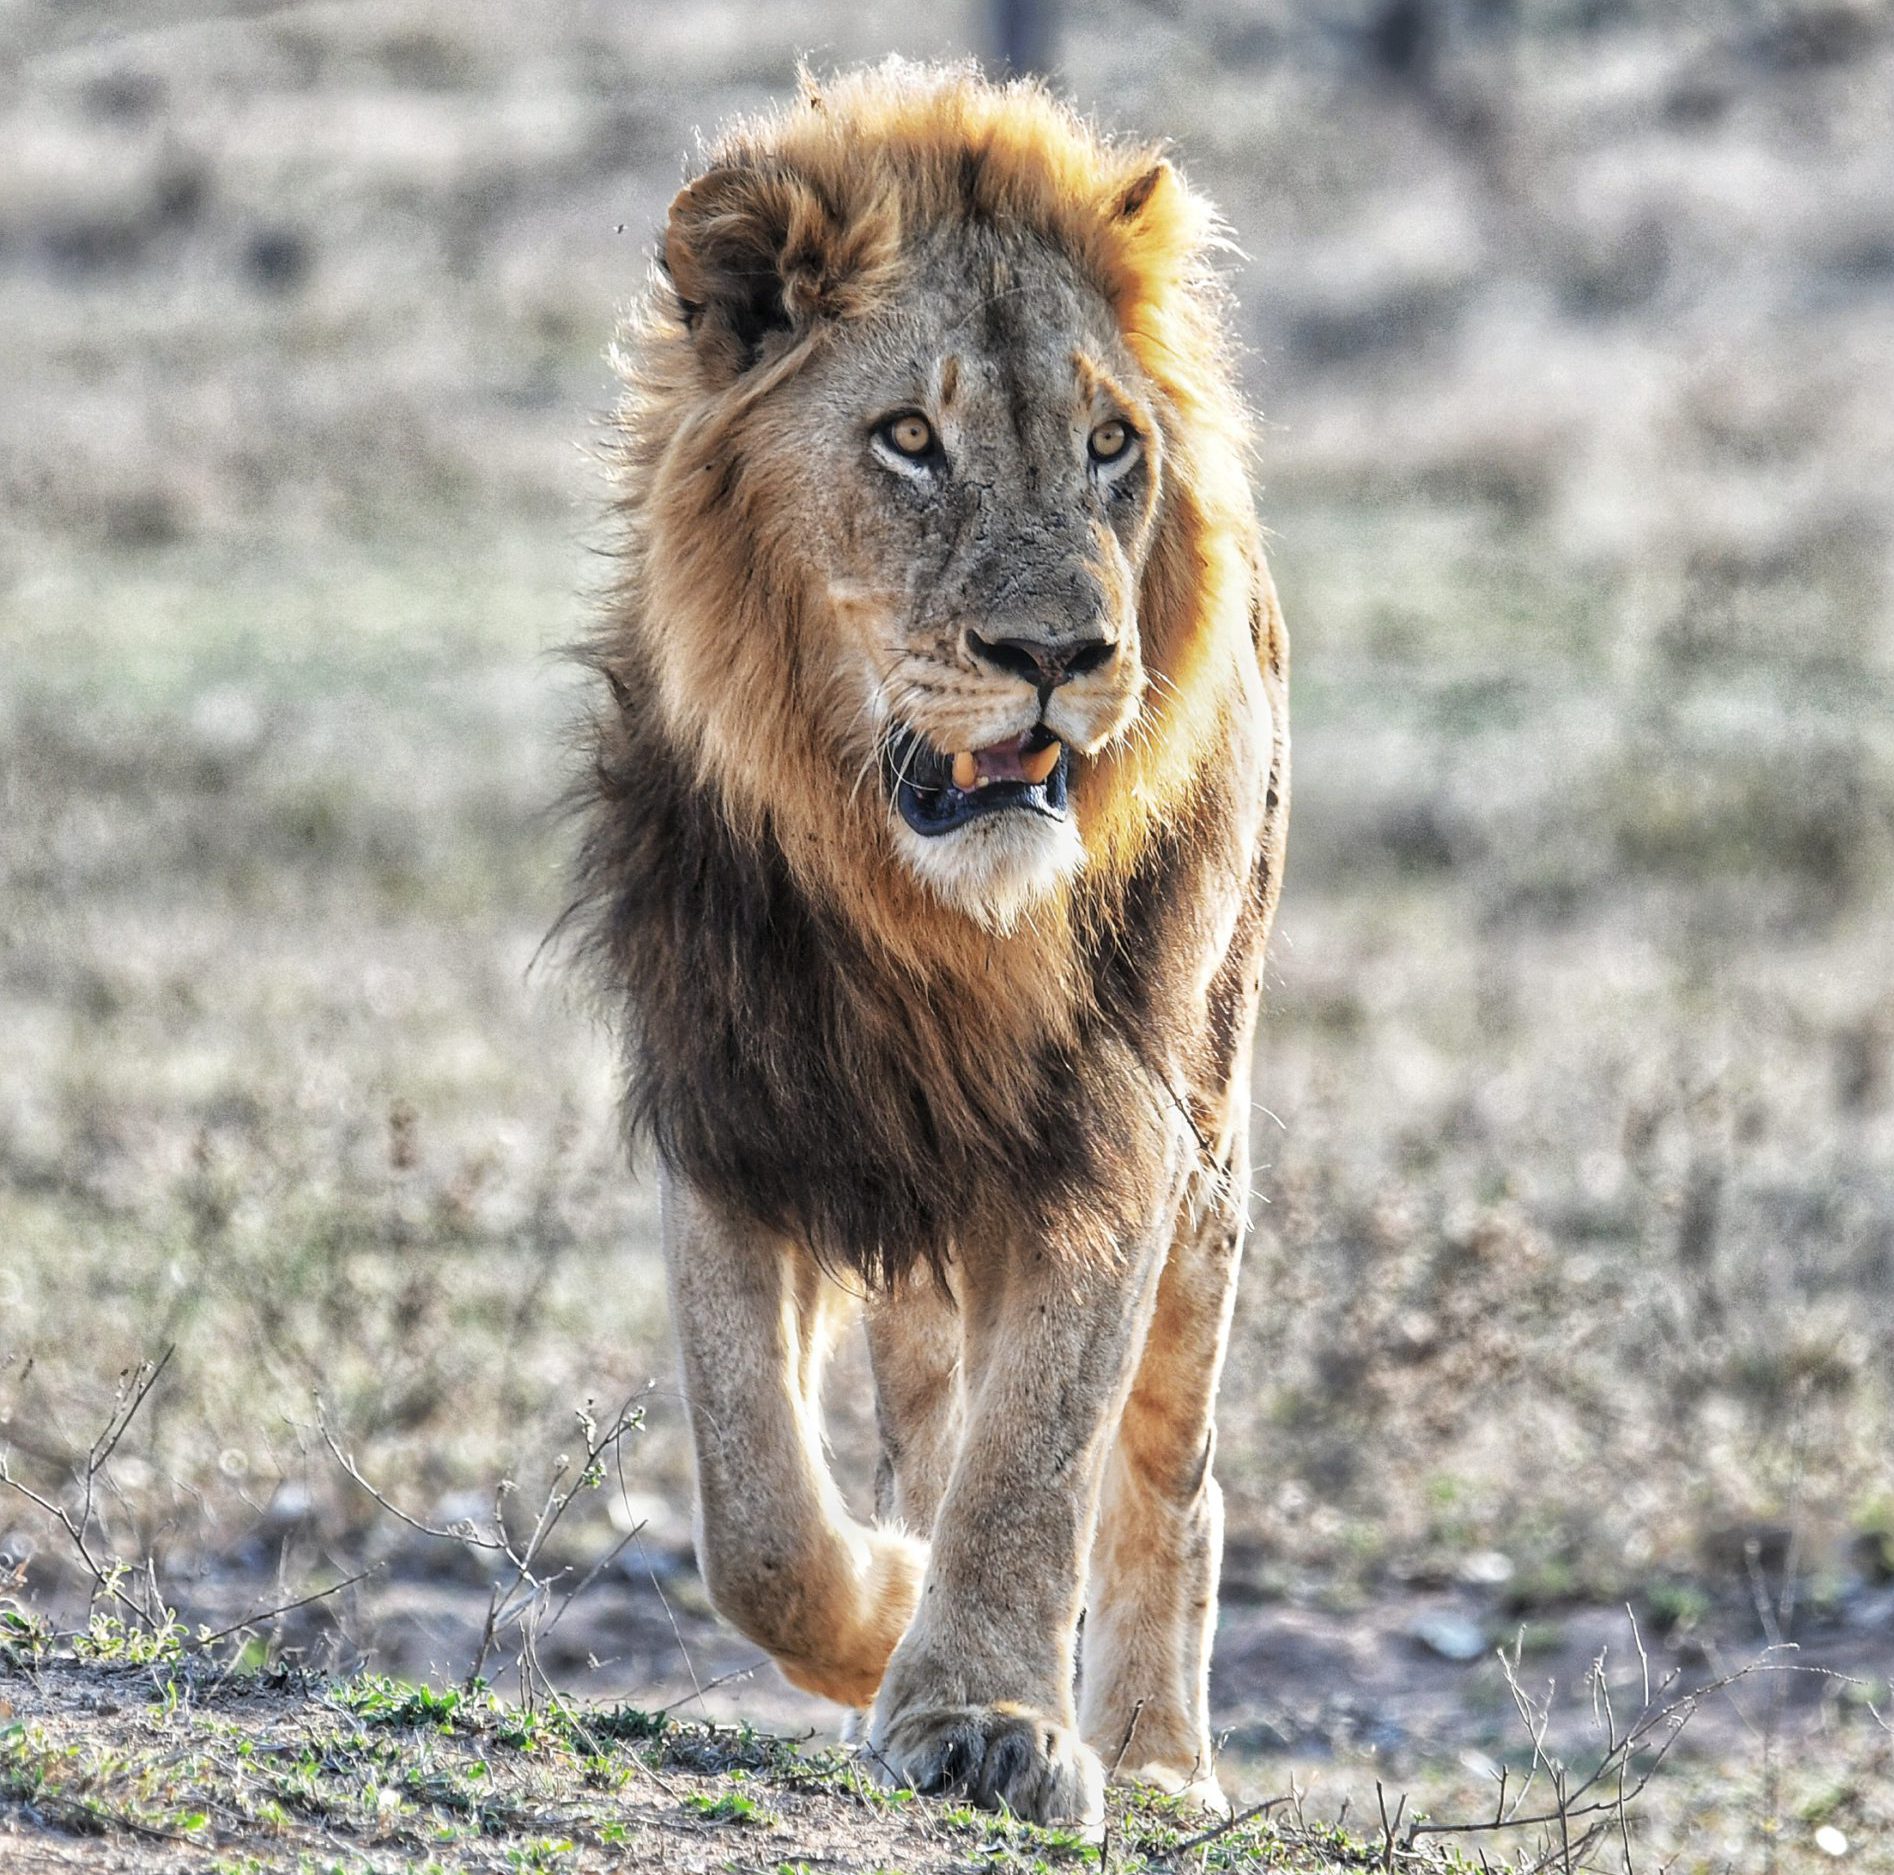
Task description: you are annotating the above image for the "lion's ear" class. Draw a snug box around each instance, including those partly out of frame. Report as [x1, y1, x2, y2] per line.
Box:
[1099, 155, 1209, 321]
[1118, 158, 1175, 222]
[664, 161, 899, 378]
[664, 165, 801, 373]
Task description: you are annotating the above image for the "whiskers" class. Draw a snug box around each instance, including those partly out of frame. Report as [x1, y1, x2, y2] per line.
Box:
[1145, 663, 1185, 708]
[845, 663, 939, 809]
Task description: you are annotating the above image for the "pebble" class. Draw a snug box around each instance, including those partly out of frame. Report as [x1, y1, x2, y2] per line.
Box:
[1458, 1549, 1515, 1587]
[1408, 1611, 1487, 1662]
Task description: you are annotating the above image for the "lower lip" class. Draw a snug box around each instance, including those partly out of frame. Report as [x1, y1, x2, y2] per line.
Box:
[895, 751, 1071, 837]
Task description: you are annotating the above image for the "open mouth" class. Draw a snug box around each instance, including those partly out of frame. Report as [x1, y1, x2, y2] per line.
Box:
[885, 725, 1070, 837]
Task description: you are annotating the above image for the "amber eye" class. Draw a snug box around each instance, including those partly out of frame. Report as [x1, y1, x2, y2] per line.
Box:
[881, 412, 936, 458]
[1088, 419, 1133, 464]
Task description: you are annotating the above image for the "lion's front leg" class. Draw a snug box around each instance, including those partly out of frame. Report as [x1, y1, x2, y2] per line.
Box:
[863, 1214, 1173, 1827]
[1078, 1173, 1246, 1812]
[663, 1173, 925, 1709]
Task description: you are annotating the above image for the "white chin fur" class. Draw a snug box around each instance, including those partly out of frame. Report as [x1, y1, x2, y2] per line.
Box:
[892, 807, 1085, 932]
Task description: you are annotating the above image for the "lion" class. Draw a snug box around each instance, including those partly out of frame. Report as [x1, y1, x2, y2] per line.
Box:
[566, 62, 1288, 1826]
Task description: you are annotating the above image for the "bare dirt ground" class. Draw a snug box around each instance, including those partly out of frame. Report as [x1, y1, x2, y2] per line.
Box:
[4, 0, 1894, 1866]
[4, 1639, 1892, 1873]
[4, 1652, 1315, 1875]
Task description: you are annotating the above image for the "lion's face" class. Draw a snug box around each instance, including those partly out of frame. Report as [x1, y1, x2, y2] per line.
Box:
[759, 237, 1161, 928]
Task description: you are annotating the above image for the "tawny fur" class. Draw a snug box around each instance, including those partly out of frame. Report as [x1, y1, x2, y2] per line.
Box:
[565, 61, 1288, 1825]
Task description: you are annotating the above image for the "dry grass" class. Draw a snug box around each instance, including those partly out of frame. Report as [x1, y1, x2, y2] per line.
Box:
[3, 0, 1893, 1863]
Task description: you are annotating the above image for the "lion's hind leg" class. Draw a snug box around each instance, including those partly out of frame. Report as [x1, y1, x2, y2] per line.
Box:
[1078, 1180, 1244, 1812]
[663, 1174, 925, 1710]
[865, 1270, 964, 1539]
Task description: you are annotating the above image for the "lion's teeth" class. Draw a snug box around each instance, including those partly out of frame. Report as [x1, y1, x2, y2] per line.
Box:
[951, 751, 978, 791]
[1020, 739, 1062, 784]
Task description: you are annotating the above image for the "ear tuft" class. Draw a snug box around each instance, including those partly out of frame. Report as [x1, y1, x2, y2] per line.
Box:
[1119, 159, 1172, 221]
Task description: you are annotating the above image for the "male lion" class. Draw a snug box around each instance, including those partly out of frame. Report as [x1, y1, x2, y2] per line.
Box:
[569, 63, 1288, 1826]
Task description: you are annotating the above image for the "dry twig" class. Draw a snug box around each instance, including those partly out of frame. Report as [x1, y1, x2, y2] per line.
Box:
[317, 1389, 648, 1697]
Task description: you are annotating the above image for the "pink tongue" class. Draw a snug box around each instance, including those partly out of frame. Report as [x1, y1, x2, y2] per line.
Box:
[972, 734, 1032, 783]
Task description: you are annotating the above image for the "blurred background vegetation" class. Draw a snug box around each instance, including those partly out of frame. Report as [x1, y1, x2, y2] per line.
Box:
[2, 0, 1891, 1829]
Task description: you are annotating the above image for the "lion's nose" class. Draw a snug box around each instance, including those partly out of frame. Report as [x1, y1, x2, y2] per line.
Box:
[966, 629, 1117, 689]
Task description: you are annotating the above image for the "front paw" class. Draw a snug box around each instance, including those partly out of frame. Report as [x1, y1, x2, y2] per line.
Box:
[866, 1701, 1104, 1826]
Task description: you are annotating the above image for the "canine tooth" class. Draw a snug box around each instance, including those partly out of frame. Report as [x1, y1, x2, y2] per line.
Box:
[1019, 739, 1062, 784]
[951, 751, 978, 791]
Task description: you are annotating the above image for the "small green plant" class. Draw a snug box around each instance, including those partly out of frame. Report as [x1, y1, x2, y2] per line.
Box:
[72, 1600, 186, 1667]
[337, 1673, 482, 1731]
[683, 1787, 775, 1826]
[589, 1702, 668, 1743]
[0, 1605, 52, 1666]
[943, 1801, 1103, 1865]
[496, 1708, 547, 1751]
[1643, 1578, 1712, 1633]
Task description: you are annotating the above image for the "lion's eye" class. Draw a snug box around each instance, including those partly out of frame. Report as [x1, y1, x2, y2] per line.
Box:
[880, 413, 936, 458]
[1088, 419, 1133, 464]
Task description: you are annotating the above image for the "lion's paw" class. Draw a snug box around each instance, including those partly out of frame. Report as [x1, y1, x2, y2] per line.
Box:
[866, 1703, 1104, 1826]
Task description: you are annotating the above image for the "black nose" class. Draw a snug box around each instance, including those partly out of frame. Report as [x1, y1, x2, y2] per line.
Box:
[966, 629, 1117, 689]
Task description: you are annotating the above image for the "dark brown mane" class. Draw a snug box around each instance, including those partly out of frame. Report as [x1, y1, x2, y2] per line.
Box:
[567, 649, 1211, 1284]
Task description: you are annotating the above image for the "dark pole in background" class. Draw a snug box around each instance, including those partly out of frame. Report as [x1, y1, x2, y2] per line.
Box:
[993, 0, 1057, 77]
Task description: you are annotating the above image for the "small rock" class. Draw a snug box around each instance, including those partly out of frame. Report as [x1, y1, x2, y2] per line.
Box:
[263, 1481, 312, 1529]
[1850, 1587, 1894, 1630]
[1458, 1549, 1515, 1587]
[1816, 1825, 1849, 1857]
[189, 685, 264, 760]
[1408, 1611, 1486, 1662]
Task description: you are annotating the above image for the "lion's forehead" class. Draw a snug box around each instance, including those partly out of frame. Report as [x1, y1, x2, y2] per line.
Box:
[852, 235, 1141, 439]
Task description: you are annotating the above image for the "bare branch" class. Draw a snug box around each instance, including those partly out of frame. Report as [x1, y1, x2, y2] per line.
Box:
[316, 1390, 647, 1696]
[1169, 1796, 1291, 1856]
[317, 1412, 509, 1550]
[195, 1565, 384, 1649]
